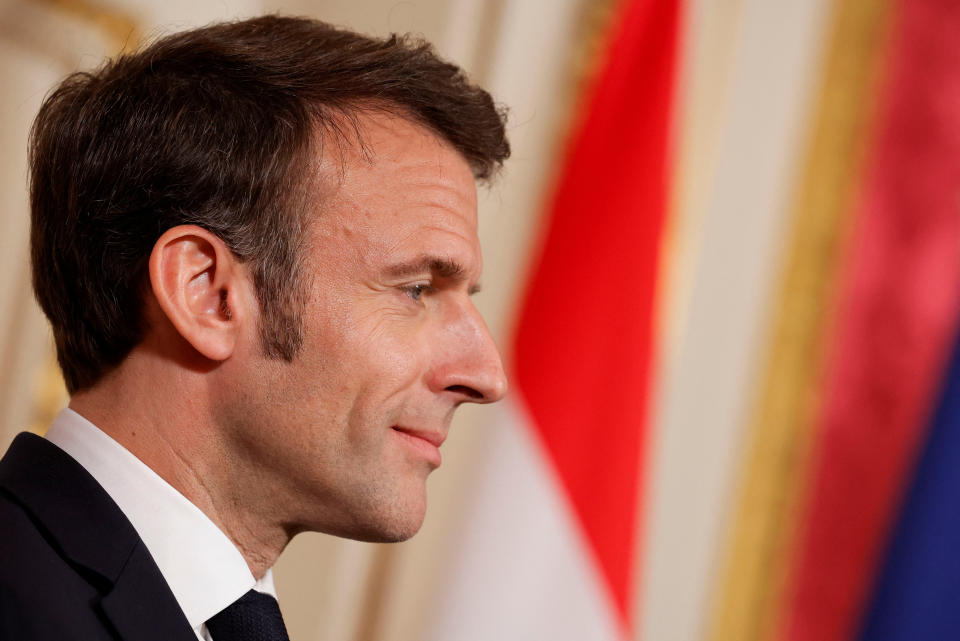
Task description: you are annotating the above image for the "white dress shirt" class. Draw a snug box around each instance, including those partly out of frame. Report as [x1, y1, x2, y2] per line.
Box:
[46, 408, 277, 641]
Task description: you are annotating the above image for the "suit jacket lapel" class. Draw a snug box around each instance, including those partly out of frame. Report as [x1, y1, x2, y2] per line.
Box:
[100, 539, 199, 641]
[0, 433, 196, 641]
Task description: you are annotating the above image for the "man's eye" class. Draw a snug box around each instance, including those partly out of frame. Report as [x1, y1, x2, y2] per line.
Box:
[404, 284, 427, 302]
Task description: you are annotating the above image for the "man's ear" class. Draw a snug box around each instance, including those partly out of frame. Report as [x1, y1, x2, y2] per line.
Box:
[148, 225, 252, 361]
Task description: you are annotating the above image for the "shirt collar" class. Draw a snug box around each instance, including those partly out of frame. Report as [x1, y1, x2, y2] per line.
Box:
[45, 408, 277, 631]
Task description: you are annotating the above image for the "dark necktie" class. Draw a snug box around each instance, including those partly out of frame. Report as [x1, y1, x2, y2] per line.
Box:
[206, 589, 290, 641]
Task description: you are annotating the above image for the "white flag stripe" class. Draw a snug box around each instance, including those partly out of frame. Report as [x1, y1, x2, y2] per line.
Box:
[426, 397, 624, 641]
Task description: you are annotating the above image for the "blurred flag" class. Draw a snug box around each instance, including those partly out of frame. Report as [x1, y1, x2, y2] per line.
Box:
[712, 1, 960, 640]
[861, 330, 960, 639]
[776, 0, 960, 639]
[427, 0, 960, 639]
[425, 0, 680, 638]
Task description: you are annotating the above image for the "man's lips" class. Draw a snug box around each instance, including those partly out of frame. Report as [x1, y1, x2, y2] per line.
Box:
[391, 426, 445, 466]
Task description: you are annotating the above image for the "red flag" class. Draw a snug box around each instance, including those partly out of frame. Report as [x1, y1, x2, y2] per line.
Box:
[515, 0, 680, 628]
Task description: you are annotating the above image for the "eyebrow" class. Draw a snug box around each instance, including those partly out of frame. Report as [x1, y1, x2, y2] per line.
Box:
[384, 256, 482, 294]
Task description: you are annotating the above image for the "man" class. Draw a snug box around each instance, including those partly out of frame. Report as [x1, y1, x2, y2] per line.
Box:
[0, 15, 509, 640]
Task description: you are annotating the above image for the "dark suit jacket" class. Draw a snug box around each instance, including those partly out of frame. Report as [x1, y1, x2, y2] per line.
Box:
[0, 432, 196, 641]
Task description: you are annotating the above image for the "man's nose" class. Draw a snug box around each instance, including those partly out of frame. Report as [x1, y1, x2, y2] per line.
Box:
[432, 301, 507, 404]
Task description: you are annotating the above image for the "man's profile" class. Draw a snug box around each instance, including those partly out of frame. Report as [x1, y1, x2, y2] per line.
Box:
[0, 15, 508, 640]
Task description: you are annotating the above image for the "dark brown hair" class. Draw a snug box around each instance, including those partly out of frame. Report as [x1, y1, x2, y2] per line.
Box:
[30, 15, 510, 394]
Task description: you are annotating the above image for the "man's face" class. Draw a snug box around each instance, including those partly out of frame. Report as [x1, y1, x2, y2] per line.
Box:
[222, 114, 506, 542]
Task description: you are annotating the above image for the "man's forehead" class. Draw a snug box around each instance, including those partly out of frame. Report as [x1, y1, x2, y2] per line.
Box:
[315, 109, 469, 178]
[300, 111, 480, 262]
[310, 111, 477, 216]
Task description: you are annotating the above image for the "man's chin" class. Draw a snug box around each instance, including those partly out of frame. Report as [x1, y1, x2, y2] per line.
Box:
[353, 527, 419, 544]
[327, 516, 425, 544]
[311, 492, 428, 543]
[359, 502, 427, 542]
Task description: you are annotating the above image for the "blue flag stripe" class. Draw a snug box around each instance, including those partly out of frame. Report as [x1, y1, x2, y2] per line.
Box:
[860, 323, 960, 640]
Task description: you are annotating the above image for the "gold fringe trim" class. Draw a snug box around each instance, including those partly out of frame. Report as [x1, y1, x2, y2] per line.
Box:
[27, 355, 67, 436]
[707, 1, 893, 640]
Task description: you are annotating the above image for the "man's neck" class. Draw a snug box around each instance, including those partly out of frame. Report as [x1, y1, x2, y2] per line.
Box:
[68, 359, 290, 579]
